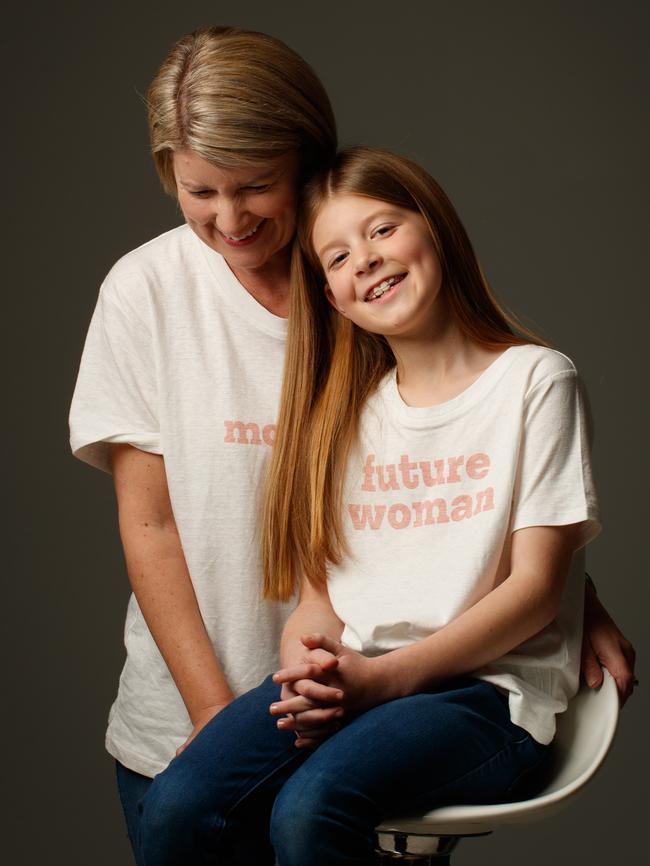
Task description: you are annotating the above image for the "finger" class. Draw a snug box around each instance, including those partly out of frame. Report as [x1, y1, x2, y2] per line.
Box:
[287, 706, 344, 729]
[593, 647, 634, 707]
[580, 636, 603, 689]
[304, 648, 340, 670]
[292, 679, 344, 704]
[270, 695, 318, 716]
[622, 639, 637, 669]
[294, 732, 336, 749]
[273, 662, 329, 685]
[175, 737, 191, 757]
[301, 633, 343, 655]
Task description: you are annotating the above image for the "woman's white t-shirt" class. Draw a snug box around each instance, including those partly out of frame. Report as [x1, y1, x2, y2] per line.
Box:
[327, 345, 600, 744]
[70, 225, 292, 776]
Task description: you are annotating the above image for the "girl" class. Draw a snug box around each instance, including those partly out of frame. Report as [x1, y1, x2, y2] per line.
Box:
[139, 147, 601, 866]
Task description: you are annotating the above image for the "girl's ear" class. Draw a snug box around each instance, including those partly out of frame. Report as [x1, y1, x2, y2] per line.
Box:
[325, 284, 347, 316]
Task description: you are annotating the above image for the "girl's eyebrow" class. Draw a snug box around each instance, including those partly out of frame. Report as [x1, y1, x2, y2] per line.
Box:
[316, 210, 401, 259]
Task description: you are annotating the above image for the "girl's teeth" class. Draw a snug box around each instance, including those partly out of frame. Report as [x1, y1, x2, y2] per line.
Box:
[369, 276, 399, 300]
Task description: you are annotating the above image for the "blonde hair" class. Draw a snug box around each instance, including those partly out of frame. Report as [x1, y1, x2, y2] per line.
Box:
[146, 26, 337, 194]
[263, 147, 545, 601]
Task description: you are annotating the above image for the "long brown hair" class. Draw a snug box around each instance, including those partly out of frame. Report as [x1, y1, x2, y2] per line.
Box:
[263, 147, 544, 601]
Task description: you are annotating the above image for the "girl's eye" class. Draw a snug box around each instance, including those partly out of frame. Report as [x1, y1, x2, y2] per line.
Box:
[373, 224, 396, 238]
[328, 252, 348, 269]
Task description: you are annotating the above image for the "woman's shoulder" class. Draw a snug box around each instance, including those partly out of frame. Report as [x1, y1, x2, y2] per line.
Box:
[106, 224, 195, 283]
[99, 224, 204, 312]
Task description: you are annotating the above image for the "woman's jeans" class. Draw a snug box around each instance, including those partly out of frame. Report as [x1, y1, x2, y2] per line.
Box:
[127, 675, 547, 866]
[115, 762, 152, 866]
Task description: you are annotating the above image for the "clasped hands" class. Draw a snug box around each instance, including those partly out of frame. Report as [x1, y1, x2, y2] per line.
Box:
[269, 634, 381, 749]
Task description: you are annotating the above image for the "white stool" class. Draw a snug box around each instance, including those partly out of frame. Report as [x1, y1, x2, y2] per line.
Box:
[375, 670, 619, 864]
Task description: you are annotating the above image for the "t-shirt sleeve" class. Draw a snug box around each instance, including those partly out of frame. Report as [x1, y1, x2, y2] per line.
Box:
[511, 369, 600, 547]
[69, 276, 161, 474]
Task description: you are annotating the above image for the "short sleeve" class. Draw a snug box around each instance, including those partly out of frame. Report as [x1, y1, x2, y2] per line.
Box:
[69, 277, 161, 474]
[511, 370, 600, 547]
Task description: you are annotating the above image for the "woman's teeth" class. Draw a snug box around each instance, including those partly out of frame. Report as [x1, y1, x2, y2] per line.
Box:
[224, 221, 263, 241]
[366, 274, 403, 301]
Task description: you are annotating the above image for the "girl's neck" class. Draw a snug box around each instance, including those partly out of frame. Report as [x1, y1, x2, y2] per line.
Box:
[389, 319, 506, 409]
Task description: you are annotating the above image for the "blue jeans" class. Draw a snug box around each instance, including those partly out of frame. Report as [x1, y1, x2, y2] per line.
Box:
[115, 762, 152, 866]
[137, 675, 547, 866]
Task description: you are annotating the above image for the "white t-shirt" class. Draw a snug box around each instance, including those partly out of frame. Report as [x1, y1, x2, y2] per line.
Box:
[70, 225, 292, 777]
[328, 345, 600, 744]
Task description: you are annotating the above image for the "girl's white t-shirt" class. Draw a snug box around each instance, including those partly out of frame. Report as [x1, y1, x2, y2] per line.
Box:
[327, 345, 600, 744]
[70, 225, 292, 776]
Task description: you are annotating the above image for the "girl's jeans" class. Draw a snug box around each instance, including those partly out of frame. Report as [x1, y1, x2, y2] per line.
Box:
[119, 675, 547, 866]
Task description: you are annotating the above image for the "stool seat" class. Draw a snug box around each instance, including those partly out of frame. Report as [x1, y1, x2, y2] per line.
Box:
[376, 671, 619, 856]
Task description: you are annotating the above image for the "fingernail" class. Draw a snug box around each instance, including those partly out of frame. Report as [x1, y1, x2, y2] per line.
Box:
[277, 719, 287, 728]
[270, 704, 278, 711]
[336, 691, 344, 700]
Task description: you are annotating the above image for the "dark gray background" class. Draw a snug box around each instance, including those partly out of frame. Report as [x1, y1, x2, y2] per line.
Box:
[5, 1, 647, 863]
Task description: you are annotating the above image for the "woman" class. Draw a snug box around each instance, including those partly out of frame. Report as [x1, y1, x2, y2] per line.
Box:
[69, 25, 635, 864]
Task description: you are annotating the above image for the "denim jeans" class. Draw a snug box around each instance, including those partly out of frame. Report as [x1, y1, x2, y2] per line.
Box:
[115, 762, 153, 866]
[136, 675, 547, 866]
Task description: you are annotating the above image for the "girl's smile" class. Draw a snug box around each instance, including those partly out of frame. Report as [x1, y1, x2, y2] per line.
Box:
[312, 194, 443, 340]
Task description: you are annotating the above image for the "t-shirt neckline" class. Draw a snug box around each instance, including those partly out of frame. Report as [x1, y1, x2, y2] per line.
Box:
[380, 345, 520, 428]
[192, 230, 288, 339]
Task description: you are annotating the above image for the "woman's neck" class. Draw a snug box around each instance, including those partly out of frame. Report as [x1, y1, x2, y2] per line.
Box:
[228, 250, 292, 318]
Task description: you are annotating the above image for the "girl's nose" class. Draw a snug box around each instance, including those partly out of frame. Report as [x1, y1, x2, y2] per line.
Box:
[354, 248, 382, 276]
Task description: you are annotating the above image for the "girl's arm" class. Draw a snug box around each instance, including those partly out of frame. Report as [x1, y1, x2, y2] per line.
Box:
[111, 444, 234, 753]
[274, 523, 581, 717]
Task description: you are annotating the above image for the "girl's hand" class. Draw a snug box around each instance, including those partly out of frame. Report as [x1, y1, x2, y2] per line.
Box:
[274, 634, 392, 722]
[270, 652, 345, 748]
[272, 679, 345, 748]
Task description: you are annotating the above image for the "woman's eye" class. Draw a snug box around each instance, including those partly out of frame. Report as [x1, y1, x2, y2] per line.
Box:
[190, 190, 212, 198]
[243, 184, 271, 193]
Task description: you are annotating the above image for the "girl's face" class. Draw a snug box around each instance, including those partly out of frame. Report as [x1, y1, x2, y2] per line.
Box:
[173, 150, 299, 279]
[312, 194, 443, 340]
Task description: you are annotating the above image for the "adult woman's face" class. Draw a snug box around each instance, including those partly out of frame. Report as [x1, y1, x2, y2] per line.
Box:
[173, 150, 300, 281]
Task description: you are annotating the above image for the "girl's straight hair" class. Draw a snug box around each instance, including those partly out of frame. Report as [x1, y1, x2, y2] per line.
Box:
[263, 147, 544, 601]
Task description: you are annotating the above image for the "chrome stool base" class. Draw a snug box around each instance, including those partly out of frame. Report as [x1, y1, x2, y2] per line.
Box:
[375, 830, 486, 863]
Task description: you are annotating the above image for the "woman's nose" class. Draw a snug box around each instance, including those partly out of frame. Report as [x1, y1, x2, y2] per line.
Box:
[214, 198, 247, 235]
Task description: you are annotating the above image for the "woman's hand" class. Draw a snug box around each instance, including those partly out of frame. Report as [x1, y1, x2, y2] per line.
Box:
[175, 700, 233, 756]
[582, 582, 636, 705]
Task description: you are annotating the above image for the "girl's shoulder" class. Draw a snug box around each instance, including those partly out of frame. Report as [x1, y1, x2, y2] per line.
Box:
[504, 343, 578, 391]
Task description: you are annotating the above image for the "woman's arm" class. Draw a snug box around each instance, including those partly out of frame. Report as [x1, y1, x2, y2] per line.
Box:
[111, 444, 234, 752]
[581, 580, 636, 704]
[274, 523, 581, 717]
